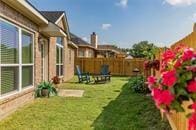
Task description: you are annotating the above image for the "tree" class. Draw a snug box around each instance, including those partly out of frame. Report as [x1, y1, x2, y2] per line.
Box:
[129, 41, 158, 59]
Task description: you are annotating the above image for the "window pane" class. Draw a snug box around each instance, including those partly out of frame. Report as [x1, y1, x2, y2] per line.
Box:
[56, 65, 59, 76]
[22, 31, 33, 63]
[56, 46, 59, 64]
[60, 48, 63, 64]
[56, 37, 62, 45]
[22, 66, 33, 88]
[0, 20, 19, 64]
[60, 65, 63, 76]
[1, 67, 19, 94]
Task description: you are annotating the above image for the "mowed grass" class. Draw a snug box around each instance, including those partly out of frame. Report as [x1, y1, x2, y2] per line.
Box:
[0, 76, 171, 130]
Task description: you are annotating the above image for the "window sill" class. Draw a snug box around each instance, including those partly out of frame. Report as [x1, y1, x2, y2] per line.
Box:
[0, 86, 34, 105]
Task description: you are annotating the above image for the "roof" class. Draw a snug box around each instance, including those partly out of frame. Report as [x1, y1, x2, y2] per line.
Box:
[2, 0, 48, 25]
[40, 11, 64, 23]
[97, 45, 125, 54]
[70, 33, 95, 49]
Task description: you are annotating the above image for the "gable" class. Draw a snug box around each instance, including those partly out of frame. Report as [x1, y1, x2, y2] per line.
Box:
[56, 15, 70, 39]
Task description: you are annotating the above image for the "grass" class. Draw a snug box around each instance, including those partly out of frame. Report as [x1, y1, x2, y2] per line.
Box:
[0, 76, 171, 130]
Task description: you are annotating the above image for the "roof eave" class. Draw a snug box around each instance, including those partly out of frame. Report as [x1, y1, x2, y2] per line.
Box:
[2, 0, 48, 26]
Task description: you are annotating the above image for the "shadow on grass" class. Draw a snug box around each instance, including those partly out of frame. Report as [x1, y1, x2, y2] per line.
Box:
[91, 83, 171, 130]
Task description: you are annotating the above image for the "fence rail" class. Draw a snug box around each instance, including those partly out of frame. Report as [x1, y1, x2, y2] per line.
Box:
[75, 58, 148, 76]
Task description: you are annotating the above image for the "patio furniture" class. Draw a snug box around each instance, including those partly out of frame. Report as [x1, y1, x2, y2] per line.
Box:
[76, 65, 90, 83]
[93, 64, 111, 83]
[93, 75, 111, 84]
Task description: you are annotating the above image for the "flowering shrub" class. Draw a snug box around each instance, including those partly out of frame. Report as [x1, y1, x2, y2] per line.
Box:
[147, 45, 196, 130]
[144, 59, 160, 71]
[52, 76, 60, 85]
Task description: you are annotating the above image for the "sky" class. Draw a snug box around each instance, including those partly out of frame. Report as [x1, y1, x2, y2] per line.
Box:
[29, 0, 196, 48]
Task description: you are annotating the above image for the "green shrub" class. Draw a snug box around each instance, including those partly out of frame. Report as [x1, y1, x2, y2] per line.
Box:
[35, 81, 58, 98]
[128, 76, 150, 94]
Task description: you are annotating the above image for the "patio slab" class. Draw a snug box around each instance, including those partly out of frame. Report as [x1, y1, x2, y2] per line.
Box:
[58, 89, 84, 97]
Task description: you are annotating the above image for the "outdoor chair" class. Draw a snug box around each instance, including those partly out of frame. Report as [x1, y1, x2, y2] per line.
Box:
[93, 64, 111, 83]
[76, 65, 90, 83]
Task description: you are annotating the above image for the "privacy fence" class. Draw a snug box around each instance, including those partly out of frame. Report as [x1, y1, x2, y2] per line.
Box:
[171, 32, 196, 49]
[75, 58, 149, 77]
[159, 31, 196, 130]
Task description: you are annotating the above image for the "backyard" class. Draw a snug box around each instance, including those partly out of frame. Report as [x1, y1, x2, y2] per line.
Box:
[0, 76, 170, 130]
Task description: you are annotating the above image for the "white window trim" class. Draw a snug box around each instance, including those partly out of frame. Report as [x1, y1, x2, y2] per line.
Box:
[0, 18, 34, 99]
[56, 38, 64, 76]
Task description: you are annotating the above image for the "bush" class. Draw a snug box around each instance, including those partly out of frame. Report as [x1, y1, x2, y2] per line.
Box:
[128, 76, 149, 94]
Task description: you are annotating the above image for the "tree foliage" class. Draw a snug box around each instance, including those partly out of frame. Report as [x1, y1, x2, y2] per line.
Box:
[129, 41, 158, 59]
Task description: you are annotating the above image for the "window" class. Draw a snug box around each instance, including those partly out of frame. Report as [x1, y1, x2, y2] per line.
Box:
[88, 50, 94, 57]
[56, 37, 63, 76]
[0, 19, 34, 96]
[79, 50, 85, 57]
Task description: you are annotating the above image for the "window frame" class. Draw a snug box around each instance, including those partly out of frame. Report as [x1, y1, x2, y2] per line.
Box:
[56, 37, 64, 76]
[0, 18, 34, 99]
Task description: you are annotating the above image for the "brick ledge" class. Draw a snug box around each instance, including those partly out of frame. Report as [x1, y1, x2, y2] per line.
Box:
[0, 87, 35, 105]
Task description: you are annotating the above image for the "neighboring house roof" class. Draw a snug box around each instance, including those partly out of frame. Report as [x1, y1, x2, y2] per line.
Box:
[97, 45, 125, 54]
[70, 33, 96, 49]
[40, 11, 64, 23]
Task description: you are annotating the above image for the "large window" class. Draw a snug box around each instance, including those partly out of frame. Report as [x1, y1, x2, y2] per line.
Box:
[56, 37, 63, 76]
[0, 19, 34, 96]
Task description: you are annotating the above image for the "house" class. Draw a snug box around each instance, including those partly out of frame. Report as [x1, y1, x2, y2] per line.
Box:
[70, 33, 96, 58]
[0, 0, 77, 120]
[71, 32, 126, 58]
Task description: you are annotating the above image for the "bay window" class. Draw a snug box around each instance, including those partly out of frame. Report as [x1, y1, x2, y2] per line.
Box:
[56, 37, 63, 76]
[0, 19, 34, 97]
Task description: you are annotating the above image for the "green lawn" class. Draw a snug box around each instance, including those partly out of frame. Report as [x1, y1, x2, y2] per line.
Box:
[0, 76, 171, 130]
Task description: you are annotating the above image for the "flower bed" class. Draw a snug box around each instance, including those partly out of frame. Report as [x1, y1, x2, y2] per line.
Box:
[147, 44, 196, 130]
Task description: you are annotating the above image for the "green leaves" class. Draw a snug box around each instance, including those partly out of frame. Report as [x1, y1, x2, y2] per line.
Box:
[35, 81, 58, 98]
[170, 100, 184, 112]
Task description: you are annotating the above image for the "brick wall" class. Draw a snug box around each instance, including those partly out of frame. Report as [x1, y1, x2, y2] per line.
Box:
[65, 46, 75, 81]
[48, 37, 57, 80]
[0, 1, 42, 120]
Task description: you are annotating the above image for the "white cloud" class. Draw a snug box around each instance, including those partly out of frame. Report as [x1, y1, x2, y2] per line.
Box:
[164, 0, 196, 6]
[116, 0, 128, 8]
[101, 24, 112, 30]
[192, 13, 196, 21]
[82, 37, 89, 42]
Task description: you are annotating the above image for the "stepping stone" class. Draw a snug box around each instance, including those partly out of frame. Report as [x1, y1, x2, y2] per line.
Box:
[58, 89, 84, 97]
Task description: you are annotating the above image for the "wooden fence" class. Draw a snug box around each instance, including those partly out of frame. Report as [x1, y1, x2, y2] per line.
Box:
[171, 32, 196, 49]
[75, 58, 149, 76]
[160, 31, 196, 130]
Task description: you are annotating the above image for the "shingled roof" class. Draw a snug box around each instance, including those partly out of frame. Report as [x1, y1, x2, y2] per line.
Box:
[40, 11, 64, 23]
[98, 45, 125, 54]
[70, 33, 95, 49]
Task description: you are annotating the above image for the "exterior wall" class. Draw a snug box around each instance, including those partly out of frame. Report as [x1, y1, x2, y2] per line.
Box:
[48, 37, 57, 80]
[0, 1, 42, 120]
[78, 47, 95, 58]
[65, 46, 75, 81]
[63, 37, 68, 81]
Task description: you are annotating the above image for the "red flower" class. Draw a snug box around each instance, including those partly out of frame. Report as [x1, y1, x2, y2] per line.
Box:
[187, 80, 196, 93]
[188, 113, 196, 130]
[162, 50, 175, 62]
[182, 48, 194, 61]
[191, 102, 196, 112]
[162, 70, 177, 87]
[152, 89, 174, 107]
[147, 76, 156, 86]
[174, 59, 182, 68]
[186, 66, 196, 72]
